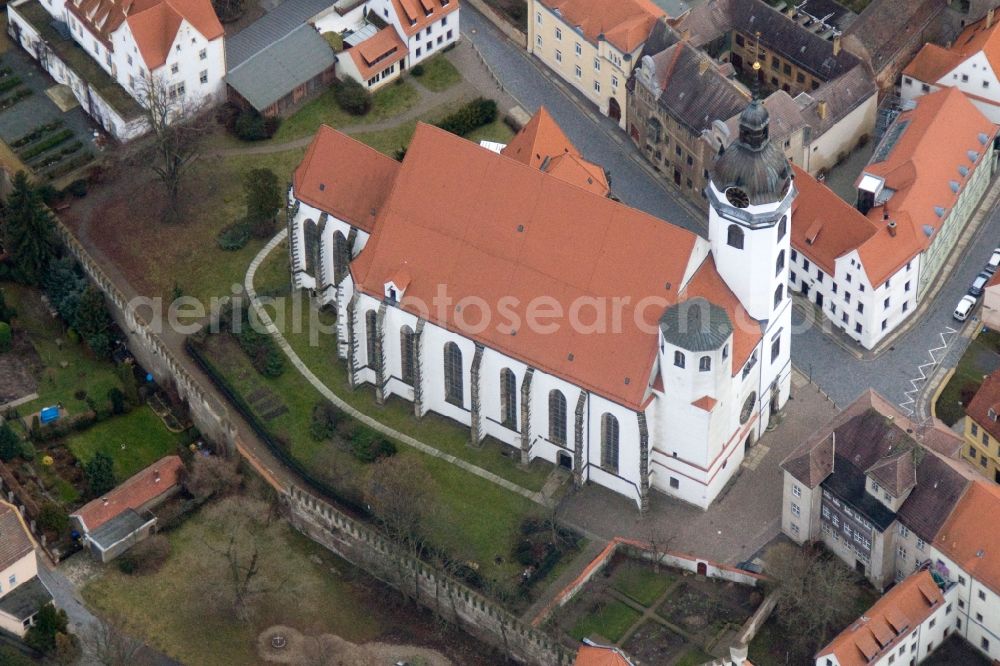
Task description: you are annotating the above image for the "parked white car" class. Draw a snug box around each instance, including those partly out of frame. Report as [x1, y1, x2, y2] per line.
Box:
[954, 295, 977, 321]
[986, 248, 1000, 274]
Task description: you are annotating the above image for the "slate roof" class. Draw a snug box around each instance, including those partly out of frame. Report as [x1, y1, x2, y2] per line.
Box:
[88, 509, 153, 551]
[782, 389, 972, 542]
[225, 24, 336, 112]
[659, 297, 733, 352]
[843, 0, 946, 74]
[0, 502, 34, 573]
[0, 577, 52, 622]
[225, 0, 335, 68]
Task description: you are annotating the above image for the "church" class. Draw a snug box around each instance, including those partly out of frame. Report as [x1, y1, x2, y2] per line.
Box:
[286, 100, 794, 511]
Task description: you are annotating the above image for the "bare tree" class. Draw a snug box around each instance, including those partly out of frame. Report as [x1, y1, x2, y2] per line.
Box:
[643, 526, 675, 573]
[182, 454, 241, 501]
[365, 457, 435, 600]
[131, 75, 211, 223]
[764, 542, 861, 660]
[86, 613, 145, 666]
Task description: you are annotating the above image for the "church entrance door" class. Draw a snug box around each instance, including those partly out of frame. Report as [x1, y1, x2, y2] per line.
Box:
[558, 452, 572, 469]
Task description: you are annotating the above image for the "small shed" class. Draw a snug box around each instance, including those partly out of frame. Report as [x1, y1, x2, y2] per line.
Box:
[226, 24, 337, 118]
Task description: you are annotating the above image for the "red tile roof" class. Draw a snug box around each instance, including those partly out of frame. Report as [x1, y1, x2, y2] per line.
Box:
[502, 108, 609, 196]
[350, 123, 720, 409]
[346, 26, 408, 81]
[539, 0, 664, 53]
[574, 645, 634, 666]
[935, 480, 1000, 595]
[389, 0, 459, 38]
[861, 88, 996, 285]
[904, 13, 1000, 83]
[817, 570, 945, 666]
[966, 368, 1000, 451]
[293, 125, 401, 233]
[67, 0, 222, 69]
[71, 455, 183, 533]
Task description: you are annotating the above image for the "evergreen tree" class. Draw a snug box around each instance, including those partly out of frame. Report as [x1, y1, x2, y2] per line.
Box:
[23, 604, 68, 654]
[42, 257, 87, 324]
[84, 451, 116, 497]
[74, 286, 113, 359]
[0, 422, 20, 462]
[243, 168, 281, 238]
[2, 172, 56, 285]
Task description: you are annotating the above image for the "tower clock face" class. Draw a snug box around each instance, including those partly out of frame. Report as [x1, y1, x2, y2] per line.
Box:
[726, 187, 750, 209]
[740, 392, 757, 425]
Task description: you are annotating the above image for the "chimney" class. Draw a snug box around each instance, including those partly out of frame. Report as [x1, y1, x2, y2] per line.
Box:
[833, 35, 841, 56]
[154, 470, 161, 483]
[102, 497, 109, 506]
[888, 220, 897, 237]
[817, 100, 828, 120]
[989, 8, 995, 29]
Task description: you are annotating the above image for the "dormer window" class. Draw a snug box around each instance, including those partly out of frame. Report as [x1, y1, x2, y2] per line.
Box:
[384, 270, 410, 302]
[990, 408, 997, 422]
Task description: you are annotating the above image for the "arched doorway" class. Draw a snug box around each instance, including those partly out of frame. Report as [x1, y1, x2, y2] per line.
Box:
[608, 97, 622, 122]
[744, 430, 756, 453]
[697, 562, 707, 576]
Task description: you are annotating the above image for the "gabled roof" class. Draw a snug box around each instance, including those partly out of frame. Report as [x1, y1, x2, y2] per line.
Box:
[860, 88, 997, 280]
[71, 455, 183, 533]
[842, 0, 946, 74]
[966, 368, 1000, 444]
[346, 25, 408, 81]
[225, 24, 336, 112]
[0, 501, 34, 573]
[67, 0, 222, 69]
[935, 481, 1000, 595]
[817, 569, 945, 666]
[502, 108, 609, 196]
[388, 0, 459, 38]
[540, 0, 665, 53]
[575, 644, 635, 666]
[865, 447, 917, 497]
[904, 12, 1000, 83]
[293, 125, 402, 233]
[350, 123, 712, 409]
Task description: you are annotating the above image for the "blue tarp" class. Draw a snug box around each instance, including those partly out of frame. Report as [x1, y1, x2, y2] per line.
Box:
[40, 406, 59, 424]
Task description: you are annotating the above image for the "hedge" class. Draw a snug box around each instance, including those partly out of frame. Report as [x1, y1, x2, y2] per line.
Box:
[11, 120, 65, 148]
[334, 78, 372, 116]
[434, 97, 497, 137]
[20, 129, 75, 160]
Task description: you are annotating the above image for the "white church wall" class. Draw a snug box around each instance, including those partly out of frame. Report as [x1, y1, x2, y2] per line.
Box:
[419, 320, 476, 426]
[585, 392, 643, 505]
[478, 348, 529, 445]
[526, 371, 583, 468]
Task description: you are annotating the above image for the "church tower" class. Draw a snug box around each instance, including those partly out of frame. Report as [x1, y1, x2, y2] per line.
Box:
[707, 98, 794, 323]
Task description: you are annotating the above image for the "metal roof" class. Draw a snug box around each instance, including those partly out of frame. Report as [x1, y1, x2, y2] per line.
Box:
[659, 297, 733, 352]
[0, 577, 53, 622]
[226, 24, 336, 112]
[88, 509, 153, 552]
[225, 0, 336, 68]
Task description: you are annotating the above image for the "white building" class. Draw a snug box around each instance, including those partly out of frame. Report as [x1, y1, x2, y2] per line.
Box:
[816, 569, 957, 666]
[313, 0, 459, 90]
[0, 501, 53, 638]
[790, 87, 996, 350]
[901, 10, 1000, 124]
[8, 0, 226, 140]
[287, 101, 793, 511]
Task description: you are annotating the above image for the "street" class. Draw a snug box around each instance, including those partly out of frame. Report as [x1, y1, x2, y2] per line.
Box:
[461, 5, 1000, 418]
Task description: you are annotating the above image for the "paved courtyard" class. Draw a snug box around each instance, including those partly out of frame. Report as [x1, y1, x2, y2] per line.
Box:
[559, 370, 838, 565]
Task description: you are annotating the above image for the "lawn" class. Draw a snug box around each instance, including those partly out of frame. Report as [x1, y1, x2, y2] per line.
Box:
[194, 327, 549, 585]
[935, 329, 1000, 425]
[82, 495, 488, 666]
[413, 54, 462, 92]
[611, 563, 675, 607]
[254, 281, 552, 492]
[270, 80, 420, 143]
[570, 599, 641, 643]
[64, 405, 186, 479]
[1, 283, 123, 417]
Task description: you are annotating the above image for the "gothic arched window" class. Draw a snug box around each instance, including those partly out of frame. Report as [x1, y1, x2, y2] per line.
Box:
[332, 230, 350, 285]
[303, 219, 319, 276]
[365, 310, 378, 370]
[727, 224, 744, 249]
[699, 355, 711, 372]
[776, 250, 785, 276]
[674, 351, 685, 368]
[774, 284, 784, 308]
[444, 342, 463, 406]
[549, 390, 567, 445]
[777, 215, 787, 241]
[400, 325, 415, 385]
[500, 368, 517, 430]
[601, 413, 620, 473]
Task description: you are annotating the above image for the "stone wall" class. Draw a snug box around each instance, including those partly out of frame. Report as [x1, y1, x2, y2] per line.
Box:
[52, 221, 237, 449]
[287, 486, 574, 666]
[465, 0, 527, 48]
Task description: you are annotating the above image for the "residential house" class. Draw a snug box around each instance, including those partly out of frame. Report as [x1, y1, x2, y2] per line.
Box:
[902, 10, 1000, 124]
[527, 0, 666, 129]
[225, 24, 336, 117]
[962, 368, 1000, 483]
[629, 0, 878, 207]
[70, 455, 184, 562]
[338, 25, 407, 90]
[781, 389, 974, 589]
[7, 0, 226, 140]
[288, 97, 795, 510]
[0, 501, 53, 638]
[981, 271, 1000, 330]
[789, 87, 996, 350]
[815, 569, 957, 666]
[931, 480, 1000, 661]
